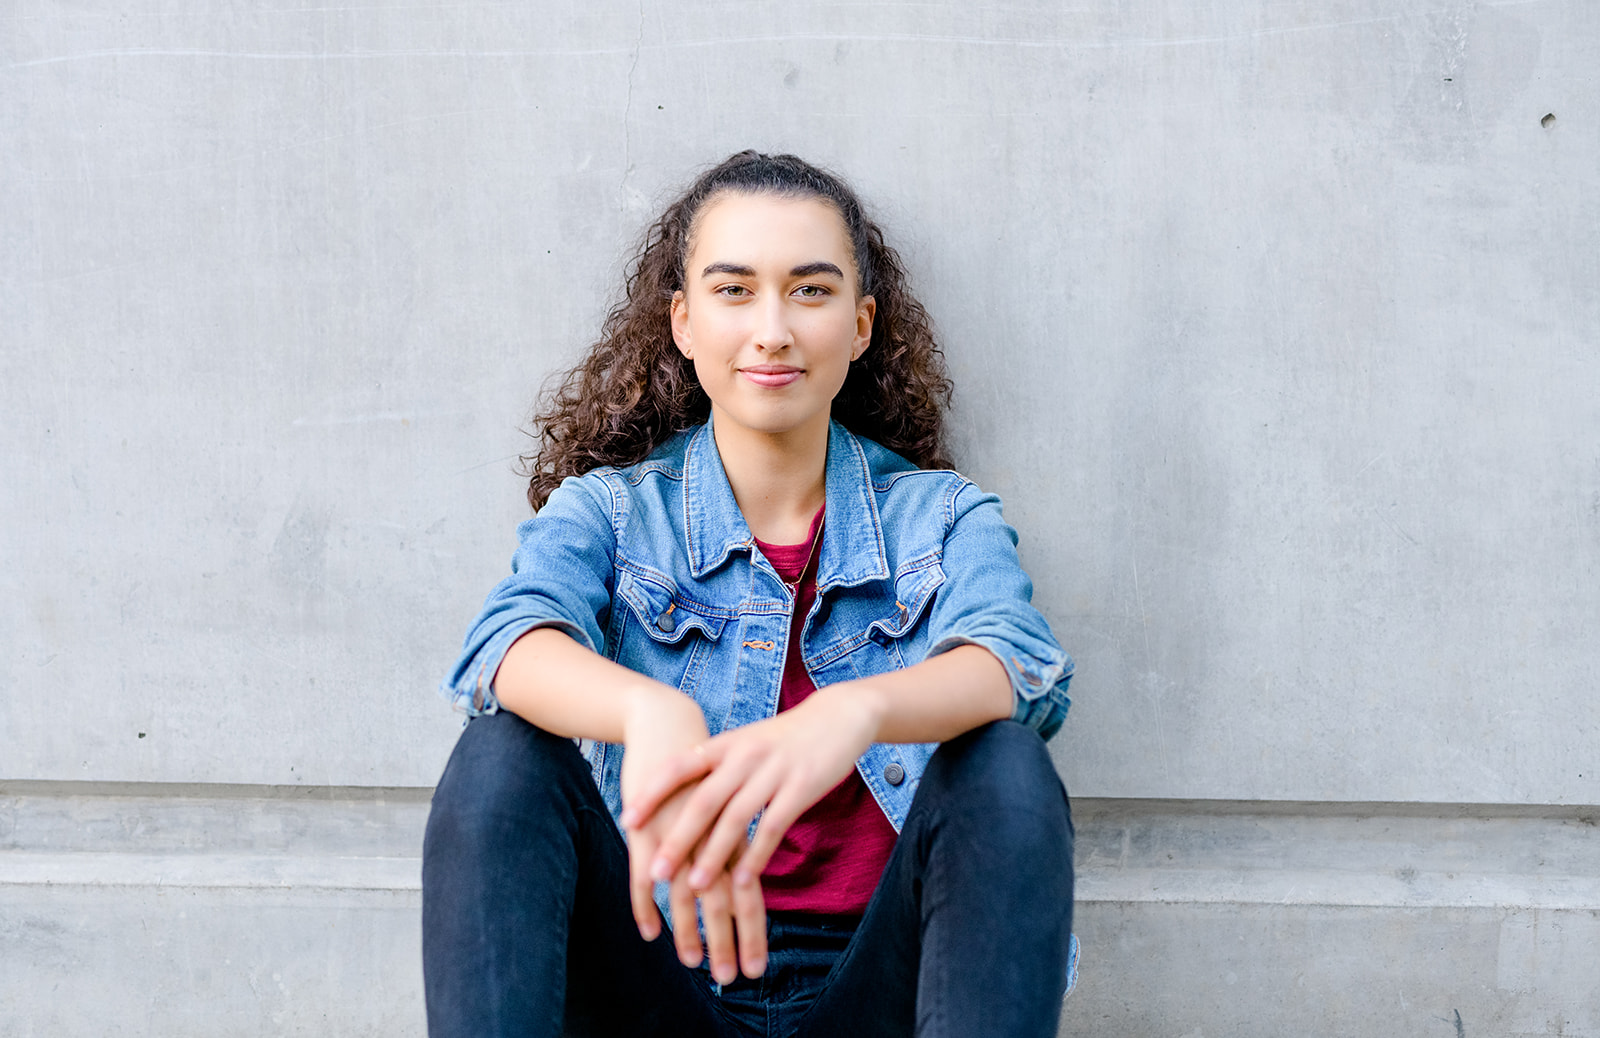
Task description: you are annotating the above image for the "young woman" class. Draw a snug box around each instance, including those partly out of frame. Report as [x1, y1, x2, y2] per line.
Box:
[423, 151, 1076, 1038]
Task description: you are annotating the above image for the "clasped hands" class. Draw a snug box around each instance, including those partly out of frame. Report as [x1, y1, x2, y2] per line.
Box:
[618, 682, 879, 985]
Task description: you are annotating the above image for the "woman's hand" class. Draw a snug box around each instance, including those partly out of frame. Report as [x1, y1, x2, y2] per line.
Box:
[619, 646, 1011, 978]
[622, 681, 882, 897]
[619, 688, 768, 983]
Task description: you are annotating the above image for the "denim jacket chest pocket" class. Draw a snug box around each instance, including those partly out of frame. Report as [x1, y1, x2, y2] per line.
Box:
[812, 559, 944, 680]
[611, 569, 732, 719]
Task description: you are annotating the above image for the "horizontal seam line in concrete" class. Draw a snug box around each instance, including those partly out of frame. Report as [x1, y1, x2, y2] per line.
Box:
[1070, 797, 1600, 820]
[0, 780, 435, 801]
[7, 784, 1596, 817]
[1075, 870, 1600, 912]
[0, 852, 421, 891]
[7, 853, 1599, 911]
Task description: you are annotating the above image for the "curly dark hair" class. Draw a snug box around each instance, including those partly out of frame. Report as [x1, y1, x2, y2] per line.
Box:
[522, 150, 954, 510]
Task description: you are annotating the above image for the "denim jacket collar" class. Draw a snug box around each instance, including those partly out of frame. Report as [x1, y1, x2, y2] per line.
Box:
[681, 418, 891, 591]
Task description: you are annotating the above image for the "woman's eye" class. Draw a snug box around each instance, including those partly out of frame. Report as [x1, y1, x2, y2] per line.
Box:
[794, 284, 830, 299]
[716, 284, 750, 297]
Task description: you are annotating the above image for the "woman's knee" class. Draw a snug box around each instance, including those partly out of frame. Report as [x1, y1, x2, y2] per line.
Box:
[426, 710, 591, 852]
[928, 721, 1063, 798]
[917, 721, 1073, 857]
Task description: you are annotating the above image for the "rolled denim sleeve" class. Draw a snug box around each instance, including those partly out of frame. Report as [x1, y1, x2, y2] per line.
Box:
[438, 473, 619, 717]
[925, 480, 1074, 740]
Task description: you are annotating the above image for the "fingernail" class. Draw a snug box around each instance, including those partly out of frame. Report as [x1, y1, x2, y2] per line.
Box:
[651, 857, 672, 882]
[620, 809, 636, 827]
[688, 867, 710, 889]
[733, 868, 752, 887]
[747, 958, 766, 977]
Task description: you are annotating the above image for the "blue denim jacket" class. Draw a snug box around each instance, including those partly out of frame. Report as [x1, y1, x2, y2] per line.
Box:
[440, 419, 1073, 834]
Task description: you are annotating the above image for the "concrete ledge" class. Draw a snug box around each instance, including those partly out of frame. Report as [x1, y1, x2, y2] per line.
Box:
[1074, 797, 1600, 910]
[1, 884, 424, 1038]
[4, 785, 1597, 1037]
[1062, 798, 1600, 1038]
[0, 783, 432, 1037]
[1063, 901, 1600, 1038]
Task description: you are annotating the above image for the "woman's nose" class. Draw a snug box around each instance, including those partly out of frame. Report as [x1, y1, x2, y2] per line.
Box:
[752, 296, 794, 352]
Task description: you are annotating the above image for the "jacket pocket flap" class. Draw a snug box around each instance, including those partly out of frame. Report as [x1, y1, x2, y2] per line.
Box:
[618, 572, 727, 645]
[868, 563, 944, 640]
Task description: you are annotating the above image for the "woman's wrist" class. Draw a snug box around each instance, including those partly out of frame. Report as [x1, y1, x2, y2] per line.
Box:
[806, 680, 887, 745]
[621, 682, 708, 743]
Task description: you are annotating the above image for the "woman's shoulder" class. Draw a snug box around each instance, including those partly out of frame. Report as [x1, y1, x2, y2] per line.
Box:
[527, 425, 704, 546]
[596, 426, 701, 487]
[834, 429, 998, 555]
[847, 429, 975, 500]
[538, 427, 701, 506]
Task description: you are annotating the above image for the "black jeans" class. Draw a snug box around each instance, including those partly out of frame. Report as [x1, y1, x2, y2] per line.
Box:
[422, 711, 1074, 1037]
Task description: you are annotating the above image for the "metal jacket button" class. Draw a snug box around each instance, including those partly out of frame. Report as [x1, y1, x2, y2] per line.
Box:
[656, 606, 677, 633]
[883, 763, 905, 786]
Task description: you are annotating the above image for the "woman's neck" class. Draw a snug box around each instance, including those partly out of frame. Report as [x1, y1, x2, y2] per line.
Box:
[710, 413, 828, 545]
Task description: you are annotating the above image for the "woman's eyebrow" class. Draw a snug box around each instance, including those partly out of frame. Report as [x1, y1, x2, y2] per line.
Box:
[789, 261, 845, 279]
[701, 261, 756, 278]
[698, 261, 846, 279]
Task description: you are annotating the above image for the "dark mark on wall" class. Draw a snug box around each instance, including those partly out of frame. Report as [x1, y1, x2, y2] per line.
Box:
[1542, 113, 1556, 128]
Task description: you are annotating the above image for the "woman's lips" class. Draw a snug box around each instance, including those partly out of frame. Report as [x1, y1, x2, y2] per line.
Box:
[740, 366, 803, 388]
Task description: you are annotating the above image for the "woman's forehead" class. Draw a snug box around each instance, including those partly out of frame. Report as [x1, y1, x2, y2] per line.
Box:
[687, 191, 854, 269]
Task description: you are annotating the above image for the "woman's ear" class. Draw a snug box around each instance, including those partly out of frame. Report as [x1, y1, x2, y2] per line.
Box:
[852, 295, 876, 361]
[670, 290, 692, 358]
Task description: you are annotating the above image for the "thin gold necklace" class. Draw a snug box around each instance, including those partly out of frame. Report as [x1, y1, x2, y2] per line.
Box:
[784, 513, 825, 594]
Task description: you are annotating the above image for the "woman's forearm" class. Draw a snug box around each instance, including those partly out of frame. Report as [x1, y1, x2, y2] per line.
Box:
[834, 643, 1014, 745]
[493, 627, 701, 743]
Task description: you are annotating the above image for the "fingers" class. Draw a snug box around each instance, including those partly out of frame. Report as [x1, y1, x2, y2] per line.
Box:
[666, 868, 761, 984]
[689, 772, 782, 888]
[732, 867, 767, 978]
[622, 743, 715, 830]
[733, 785, 812, 886]
[655, 754, 762, 884]
[628, 828, 663, 942]
[669, 864, 701, 969]
[643, 834, 764, 982]
[699, 874, 739, 986]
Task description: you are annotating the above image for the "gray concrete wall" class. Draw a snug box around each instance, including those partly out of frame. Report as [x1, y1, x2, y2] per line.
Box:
[4, 1, 1597, 1034]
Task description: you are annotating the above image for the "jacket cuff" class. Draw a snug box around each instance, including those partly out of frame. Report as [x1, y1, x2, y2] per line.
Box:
[928, 634, 1074, 740]
[437, 617, 597, 717]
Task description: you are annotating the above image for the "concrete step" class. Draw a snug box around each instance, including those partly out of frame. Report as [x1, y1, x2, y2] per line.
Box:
[1064, 799, 1600, 1037]
[4, 784, 1596, 1037]
[1, 784, 429, 1038]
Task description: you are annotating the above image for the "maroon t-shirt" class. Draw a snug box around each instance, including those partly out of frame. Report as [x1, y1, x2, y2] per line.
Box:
[753, 507, 899, 915]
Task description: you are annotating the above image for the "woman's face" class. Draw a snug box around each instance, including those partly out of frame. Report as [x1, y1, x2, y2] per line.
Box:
[671, 191, 874, 449]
